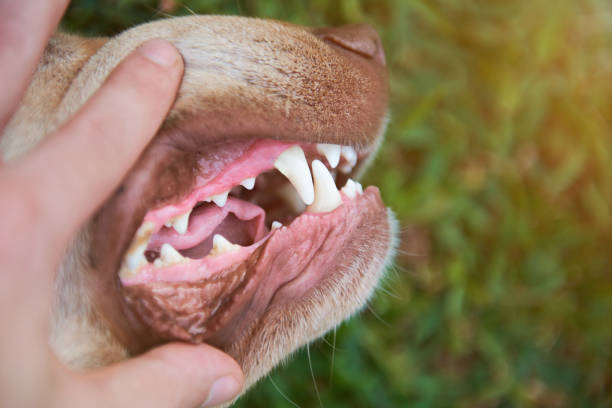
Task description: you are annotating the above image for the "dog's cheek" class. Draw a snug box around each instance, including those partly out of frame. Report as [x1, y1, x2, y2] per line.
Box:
[51, 225, 129, 369]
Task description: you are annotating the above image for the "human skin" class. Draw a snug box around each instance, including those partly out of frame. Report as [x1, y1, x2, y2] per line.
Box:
[0, 1, 244, 407]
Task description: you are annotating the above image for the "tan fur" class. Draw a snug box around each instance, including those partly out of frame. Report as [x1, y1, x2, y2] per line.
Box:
[0, 15, 394, 404]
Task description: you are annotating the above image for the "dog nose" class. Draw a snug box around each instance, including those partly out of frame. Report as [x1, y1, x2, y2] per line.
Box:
[313, 23, 386, 67]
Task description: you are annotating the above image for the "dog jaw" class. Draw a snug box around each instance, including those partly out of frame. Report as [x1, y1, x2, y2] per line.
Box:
[1, 15, 394, 402]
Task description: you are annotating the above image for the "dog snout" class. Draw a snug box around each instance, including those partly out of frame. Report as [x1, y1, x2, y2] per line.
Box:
[313, 23, 386, 67]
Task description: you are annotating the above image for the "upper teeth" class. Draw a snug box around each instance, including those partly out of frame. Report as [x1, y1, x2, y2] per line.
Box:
[240, 177, 256, 190]
[210, 190, 229, 207]
[340, 146, 358, 174]
[317, 144, 341, 168]
[165, 208, 192, 235]
[307, 160, 343, 213]
[274, 146, 315, 205]
[209, 234, 242, 257]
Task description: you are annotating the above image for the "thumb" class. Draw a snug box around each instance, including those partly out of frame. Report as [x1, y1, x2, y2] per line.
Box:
[63, 343, 244, 408]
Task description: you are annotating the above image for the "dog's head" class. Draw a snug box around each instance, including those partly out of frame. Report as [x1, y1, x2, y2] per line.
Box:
[1, 15, 396, 396]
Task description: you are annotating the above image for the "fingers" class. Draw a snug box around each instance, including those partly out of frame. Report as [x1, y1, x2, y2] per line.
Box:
[62, 343, 244, 408]
[0, 0, 69, 130]
[8, 39, 184, 244]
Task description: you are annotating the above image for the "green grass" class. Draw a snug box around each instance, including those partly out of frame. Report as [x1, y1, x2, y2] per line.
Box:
[62, 1, 612, 406]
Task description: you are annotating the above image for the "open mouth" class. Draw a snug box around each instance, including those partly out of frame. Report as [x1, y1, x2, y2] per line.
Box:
[115, 138, 385, 346]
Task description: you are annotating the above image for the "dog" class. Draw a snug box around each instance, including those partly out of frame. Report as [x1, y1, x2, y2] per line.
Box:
[0, 15, 396, 404]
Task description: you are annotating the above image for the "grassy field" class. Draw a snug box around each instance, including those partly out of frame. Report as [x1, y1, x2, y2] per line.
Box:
[62, 1, 612, 406]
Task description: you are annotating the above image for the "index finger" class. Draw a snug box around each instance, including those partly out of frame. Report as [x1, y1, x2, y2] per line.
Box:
[0, 0, 69, 130]
[6, 39, 184, 243]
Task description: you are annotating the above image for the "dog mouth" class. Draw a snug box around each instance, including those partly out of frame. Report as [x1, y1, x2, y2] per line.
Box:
[114, 138, 385, 347]
[79, 19, 391, 355]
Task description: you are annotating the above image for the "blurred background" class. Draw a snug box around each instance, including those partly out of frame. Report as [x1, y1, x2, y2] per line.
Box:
[62, 1, 612, 406]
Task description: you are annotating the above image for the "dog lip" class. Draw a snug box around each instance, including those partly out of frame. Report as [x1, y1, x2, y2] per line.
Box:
[119, 186, 386, 349]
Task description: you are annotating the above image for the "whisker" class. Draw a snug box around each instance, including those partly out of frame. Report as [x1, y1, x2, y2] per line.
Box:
[181, 4, 198, 16]
[329, 327, 337, 388]
[269, 376, 301, 408]
[366, 302, 392, 327]
[376, 283, 404, 300]
[307, 344, 324, 408]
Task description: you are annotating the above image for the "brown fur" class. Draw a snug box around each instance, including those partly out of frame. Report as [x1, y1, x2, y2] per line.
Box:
[0, 15, 395, 404]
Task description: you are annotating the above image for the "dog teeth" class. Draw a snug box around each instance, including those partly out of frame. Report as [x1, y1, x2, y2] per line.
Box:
[126, 243, 147, 270]
[209, 234, 241, 257]
[316, 144, 341, 168]
[341, 178, 363, 199]
[307, 160, 343, 213]
[240, 177, 256, 190]
[210, 190, 229, 207]
[160, 243, 186, 264]
[271, 221, 283, 230]
[122, 222, 154, 274]
[340, 146, 358, 174]
[169, 208, 192, 235]
[274, 145, 315, 205]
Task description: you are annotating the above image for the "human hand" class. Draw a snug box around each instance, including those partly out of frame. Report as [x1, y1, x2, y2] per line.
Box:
[0, 1, 244, 407]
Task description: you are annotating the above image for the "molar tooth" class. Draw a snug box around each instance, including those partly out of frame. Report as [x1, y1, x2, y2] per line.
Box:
[160, 243, 186, 264]
[341, 178, 359, 199]
[307, 160, 343, 213]
[210, 190, 229, 207]
[126, 243, 147, 270]
[274, 145, 314, 205]
[122, 222, 155, 274]
[240, 177, 256, 190]
[171, 208, 192, 235]
[316, 144, 341, 168]
[209, 234, 241, 257]
[271, 221, 283, 230]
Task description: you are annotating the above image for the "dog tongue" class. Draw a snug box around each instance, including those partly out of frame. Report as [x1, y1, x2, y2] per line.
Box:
[148, 197, 268, 252]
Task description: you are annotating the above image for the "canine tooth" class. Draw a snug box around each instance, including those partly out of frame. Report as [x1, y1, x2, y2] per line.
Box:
[307, 160, 343, 213]
[271, 221, 283, 230]
[341, 179, 359, 199]
[277, 183, 306, 213]
[209, 234, 241, 257]
[316, 144, 341, 168]
[274, 145, 314, 205]
[210, 190, 229, 207]
[160, 243, 185, 264]
[240, 177, 256, 190]
[171, 208, 192, 235]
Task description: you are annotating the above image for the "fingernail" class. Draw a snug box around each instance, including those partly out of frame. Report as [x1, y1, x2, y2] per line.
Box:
[202, 375, 241, 407]
[138, 39, 180, 67]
